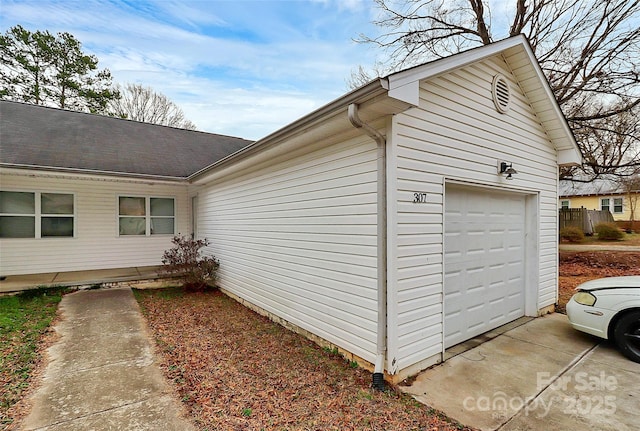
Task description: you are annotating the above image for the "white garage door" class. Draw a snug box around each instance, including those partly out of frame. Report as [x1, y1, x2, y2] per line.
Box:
[444, 184, 526, 348]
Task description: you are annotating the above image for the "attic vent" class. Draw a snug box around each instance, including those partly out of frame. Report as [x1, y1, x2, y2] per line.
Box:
[492, 74, 511, 113]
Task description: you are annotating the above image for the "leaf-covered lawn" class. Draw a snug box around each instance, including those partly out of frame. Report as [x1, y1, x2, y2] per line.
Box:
[0, 287, 65, 428]
[558, 251, 640, 313]
[135, 288, 474, 431]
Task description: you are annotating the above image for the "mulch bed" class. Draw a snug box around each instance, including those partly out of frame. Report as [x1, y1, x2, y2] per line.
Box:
[135, 289, 474, 431]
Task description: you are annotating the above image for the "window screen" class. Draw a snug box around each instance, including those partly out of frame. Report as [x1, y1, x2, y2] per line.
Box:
[0, 191, 74, 238]
[119, 196, 175, 236]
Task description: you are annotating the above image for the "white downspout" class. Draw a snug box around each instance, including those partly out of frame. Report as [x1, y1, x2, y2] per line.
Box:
[348, 103, 387, 390]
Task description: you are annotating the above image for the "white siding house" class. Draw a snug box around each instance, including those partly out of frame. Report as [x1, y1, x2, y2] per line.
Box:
[0, 172, 190, 275]
[191, 35, 580, 383]
[195, 136, 381, 363]
[0, 101, 251, 276]
[1, 35, 581, 383]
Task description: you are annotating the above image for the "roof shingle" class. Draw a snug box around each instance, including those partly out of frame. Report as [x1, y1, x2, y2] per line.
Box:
[0, 101, 252, 178]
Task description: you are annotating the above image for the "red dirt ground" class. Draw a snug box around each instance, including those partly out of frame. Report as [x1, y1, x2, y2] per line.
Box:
[558, 251, 640, 313]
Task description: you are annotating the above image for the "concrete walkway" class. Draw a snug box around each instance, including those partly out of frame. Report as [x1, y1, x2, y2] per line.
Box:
[0, 266, 172, 294]
[401, 313, 640, 431]
[21, 287, 195, 431]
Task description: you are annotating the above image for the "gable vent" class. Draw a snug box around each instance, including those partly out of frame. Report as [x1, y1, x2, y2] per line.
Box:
[492, 74, 511, 114]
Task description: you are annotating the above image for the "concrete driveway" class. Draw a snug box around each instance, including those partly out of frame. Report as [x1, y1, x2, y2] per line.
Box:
[400, 313, 640, 431]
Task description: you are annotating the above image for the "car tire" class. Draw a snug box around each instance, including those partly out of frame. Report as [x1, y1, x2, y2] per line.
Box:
[613, 310, 640, 363]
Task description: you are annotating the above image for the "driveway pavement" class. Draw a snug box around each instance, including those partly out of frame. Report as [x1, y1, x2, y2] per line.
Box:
[20, 287, 194, 431]
[400, 313, 640, 431]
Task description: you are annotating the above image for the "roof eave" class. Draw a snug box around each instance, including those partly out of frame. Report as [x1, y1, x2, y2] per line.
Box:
[516, 38, 583, 166]
[190, 35, 583, 183]
[0, 163, 188, 183]
[387, 35, 583, 167]
[189, 78, 410, 182]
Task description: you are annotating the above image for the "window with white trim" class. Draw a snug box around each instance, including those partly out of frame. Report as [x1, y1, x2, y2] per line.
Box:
[601, 198, 610, 212]
[561, 200, 570, 209]
[118, 196, 175, 236]
[0, 191, 75, 238]
[613, 197, 623, 214]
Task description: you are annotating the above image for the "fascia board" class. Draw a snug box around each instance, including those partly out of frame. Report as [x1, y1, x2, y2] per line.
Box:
[516, 40, 582, 159]
[189, 79, 391, 182]
[0, 163, 187, 183]
[387, 35, 528, 93]
[558, 147, 583, 167]
[388, 81, 420, 107]
[387, 34, 582, 166]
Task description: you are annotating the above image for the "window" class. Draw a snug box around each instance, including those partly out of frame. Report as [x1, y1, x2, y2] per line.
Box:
[0, 191, 74, 238]
[561, 200, 570, 209]
[613, 198, 623, 214]
[119, 196, 174, 236]
[601, 198, 610, 212]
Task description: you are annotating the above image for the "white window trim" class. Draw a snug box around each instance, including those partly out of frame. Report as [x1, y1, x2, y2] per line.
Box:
[0, 190, 76, 239]
[117, 195, 176, 237]
[600, 197, 611, 211]
[613, 197, 624, 214]
[560, 200, 570, 209]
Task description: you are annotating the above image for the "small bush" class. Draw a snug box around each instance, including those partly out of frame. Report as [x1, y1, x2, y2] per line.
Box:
[594, 223, 624, 241]
[559, 226, 584, 243]
[161, 235, 220, 292]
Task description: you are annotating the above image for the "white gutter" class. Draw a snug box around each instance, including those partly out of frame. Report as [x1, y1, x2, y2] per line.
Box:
[188, 78, 390, 183]
[348, 103, 387, 391]
[0, 163, 187, 183]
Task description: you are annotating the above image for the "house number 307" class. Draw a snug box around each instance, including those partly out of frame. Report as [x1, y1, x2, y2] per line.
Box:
[413, 192, 428, 203]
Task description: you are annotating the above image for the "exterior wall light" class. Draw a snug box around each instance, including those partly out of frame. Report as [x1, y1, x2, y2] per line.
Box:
[498, 161, 517, 180]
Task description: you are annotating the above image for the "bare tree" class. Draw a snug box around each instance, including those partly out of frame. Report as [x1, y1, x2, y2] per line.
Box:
[566, 102, 640, 179]
[618, 173, 640, 227]
[354, 0, 640, 178]
[109, 83, 197, 130]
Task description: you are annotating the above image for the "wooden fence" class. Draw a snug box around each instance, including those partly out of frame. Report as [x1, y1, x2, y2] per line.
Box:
[559, 208, 614, 235]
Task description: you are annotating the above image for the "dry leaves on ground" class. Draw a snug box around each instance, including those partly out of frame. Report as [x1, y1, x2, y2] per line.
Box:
[557, 251, 640, 313]
[135, 289, 475, 431]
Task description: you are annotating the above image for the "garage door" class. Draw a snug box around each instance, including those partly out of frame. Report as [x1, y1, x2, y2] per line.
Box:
[444, 184, 526, 348]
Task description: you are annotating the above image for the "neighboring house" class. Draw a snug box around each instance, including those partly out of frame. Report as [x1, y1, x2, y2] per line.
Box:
[1, 35, 581, 384]
[559, 178, 640, 223]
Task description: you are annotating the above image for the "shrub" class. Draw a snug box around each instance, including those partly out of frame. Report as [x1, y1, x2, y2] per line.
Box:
[559, 226, 584, 243]
[161, 235, 220, 292]
[594, 223, 624, 241]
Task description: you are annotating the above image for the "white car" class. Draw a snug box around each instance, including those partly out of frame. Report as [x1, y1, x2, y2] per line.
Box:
[566, 276, 640, 363]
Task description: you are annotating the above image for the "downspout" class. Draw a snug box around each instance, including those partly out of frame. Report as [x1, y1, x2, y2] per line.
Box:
[348, 103, 387, 391]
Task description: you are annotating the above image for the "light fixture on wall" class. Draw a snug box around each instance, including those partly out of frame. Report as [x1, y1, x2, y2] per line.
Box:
[498, 161, 517, 180]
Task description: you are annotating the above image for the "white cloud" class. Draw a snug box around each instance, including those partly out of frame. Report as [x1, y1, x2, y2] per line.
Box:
[1, 0, 378, 139]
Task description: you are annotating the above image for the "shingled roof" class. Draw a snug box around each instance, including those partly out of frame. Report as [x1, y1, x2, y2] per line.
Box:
[0, 100, 252, 179]
[559, 177, 638, 197]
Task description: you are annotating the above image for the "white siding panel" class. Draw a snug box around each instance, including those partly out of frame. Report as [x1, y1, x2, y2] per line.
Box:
[387, 55, 558, 374]
[0, 173, 189, 275]
[196, 137, 380, 363]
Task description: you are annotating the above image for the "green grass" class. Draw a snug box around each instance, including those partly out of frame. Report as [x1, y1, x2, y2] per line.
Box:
[0, 287, 67, 427]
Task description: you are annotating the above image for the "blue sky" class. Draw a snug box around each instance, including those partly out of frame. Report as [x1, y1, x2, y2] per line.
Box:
[1, 0, 381, 139]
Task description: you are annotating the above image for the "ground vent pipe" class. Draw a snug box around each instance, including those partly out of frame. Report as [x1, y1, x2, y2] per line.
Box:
[348, 103, 387, 391]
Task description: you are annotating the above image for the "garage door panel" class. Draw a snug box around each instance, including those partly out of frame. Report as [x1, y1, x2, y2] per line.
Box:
[444, 185, 526, 348]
